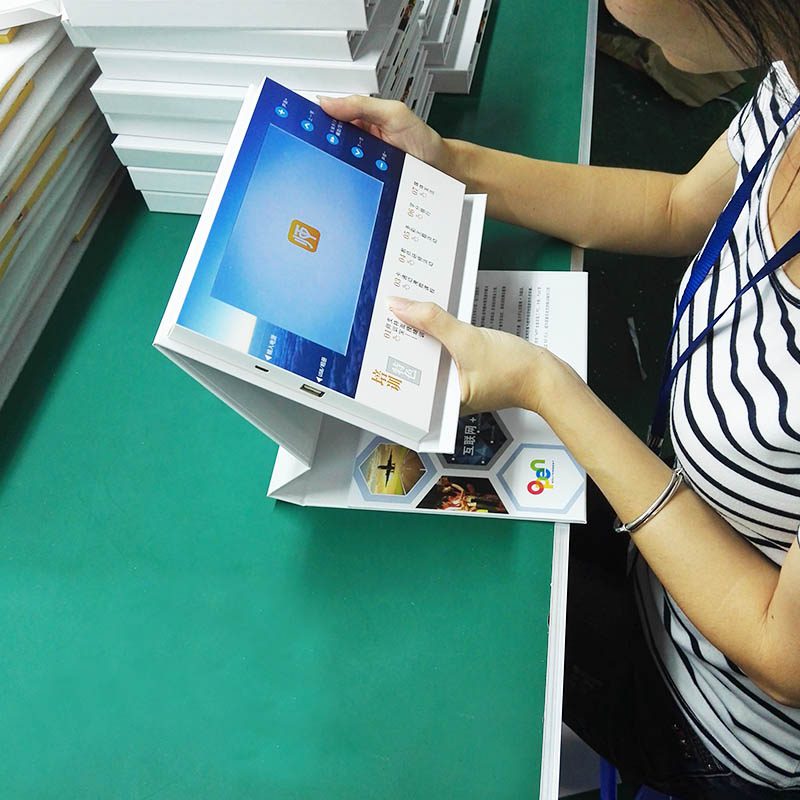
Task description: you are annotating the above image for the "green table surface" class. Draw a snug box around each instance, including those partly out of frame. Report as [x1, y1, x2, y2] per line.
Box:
[0, 3, 590, 797]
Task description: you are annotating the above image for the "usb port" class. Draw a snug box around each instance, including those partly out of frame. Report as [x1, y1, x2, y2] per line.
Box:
[300, 383, 325, 398]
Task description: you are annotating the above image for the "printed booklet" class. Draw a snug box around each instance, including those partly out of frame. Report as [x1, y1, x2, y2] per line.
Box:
[155, 77, 588, 522]
[269, 270, 589, 523]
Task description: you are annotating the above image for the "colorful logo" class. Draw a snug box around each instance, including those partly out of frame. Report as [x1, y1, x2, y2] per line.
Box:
[497, 444, 584, 517]
[527, 458, 554, 495]
[288, 219, 320, 252]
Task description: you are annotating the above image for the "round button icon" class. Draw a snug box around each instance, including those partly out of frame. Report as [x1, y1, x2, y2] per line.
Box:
[351, 146, 364, 159]
[301, 119, 314, 132]
[326, 133, 340, 145]
[274, 106, 288, 118]
[375, 159, 388, 172]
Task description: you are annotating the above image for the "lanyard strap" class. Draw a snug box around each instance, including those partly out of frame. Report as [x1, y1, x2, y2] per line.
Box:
[648, 95, 800, 453]
[650, 228, 800, 446]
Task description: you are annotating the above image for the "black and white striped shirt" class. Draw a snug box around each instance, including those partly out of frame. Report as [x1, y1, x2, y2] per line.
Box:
[635, 63, 800, 788]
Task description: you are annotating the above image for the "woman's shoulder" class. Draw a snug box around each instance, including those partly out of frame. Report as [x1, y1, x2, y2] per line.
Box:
[726, 62, 799, 164]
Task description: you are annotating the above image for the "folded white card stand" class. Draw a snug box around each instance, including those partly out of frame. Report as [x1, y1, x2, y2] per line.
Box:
[156, 77, 486, 451]
[157, 191, 485, 463]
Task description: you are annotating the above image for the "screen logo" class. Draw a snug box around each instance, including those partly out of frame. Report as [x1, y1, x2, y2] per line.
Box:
[288, 219, 321, 252]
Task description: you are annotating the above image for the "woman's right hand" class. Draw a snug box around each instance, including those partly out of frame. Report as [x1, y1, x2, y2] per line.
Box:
[387, 297, 559, 417]
[317, 95, 449, 171]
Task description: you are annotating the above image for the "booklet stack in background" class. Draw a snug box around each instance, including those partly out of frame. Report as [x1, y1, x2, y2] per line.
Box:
[0, 0, 58, 28]
[424, 0, 492, 93]
[0, 4, 121, 409]
[59, 0, 494, 215]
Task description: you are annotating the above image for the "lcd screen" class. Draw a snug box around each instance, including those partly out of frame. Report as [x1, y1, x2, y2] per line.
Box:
[176, 77, 406, 399]
[210, 124, 383, 355]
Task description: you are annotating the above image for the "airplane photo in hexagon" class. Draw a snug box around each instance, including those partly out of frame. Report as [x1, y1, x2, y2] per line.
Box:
[359, 442, 428, 496]
[441, 412, 511, 468]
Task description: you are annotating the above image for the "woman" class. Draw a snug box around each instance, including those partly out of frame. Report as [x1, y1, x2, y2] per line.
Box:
[323, 1, 800, 797]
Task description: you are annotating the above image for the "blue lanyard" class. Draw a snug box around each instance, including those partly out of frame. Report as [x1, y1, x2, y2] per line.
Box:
[648, 94, 800, 453]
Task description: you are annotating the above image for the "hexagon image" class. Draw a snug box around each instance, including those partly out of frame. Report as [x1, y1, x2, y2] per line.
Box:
[417, 476, 508, 515]
[497, 444, 585, 516]
[358, 442, 427, 496]
[440, 412, 511, 468]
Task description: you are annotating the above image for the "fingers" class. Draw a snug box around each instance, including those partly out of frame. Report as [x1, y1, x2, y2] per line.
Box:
[318, 95, 403, 129]
[388, 298, 472, 360]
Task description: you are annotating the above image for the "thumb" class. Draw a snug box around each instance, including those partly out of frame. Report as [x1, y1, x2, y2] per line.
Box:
[388, 298, 472, 362]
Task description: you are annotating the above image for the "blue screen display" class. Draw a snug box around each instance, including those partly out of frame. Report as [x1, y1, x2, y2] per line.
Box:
[178, 78, 406, 397]
[211, 125, 383, 355]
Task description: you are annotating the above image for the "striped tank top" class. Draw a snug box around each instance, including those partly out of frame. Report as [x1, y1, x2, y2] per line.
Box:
[634, 63, 800, 789]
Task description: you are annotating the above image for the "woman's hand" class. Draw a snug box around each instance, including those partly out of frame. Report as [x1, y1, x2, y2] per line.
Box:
[318, 95, 450, 171]
[388, 297, 558, 416]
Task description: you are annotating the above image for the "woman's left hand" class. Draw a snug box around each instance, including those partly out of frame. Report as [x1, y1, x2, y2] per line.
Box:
[388, 297, 556, 415]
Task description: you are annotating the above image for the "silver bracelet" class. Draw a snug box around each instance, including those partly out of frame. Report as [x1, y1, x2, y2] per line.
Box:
[613, 467, 685, 535]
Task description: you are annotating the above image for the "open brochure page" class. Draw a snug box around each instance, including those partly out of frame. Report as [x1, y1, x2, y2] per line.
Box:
[267, 269, 587, 522]
[344, 270, 588, 522]
[158, 77, 466, 444]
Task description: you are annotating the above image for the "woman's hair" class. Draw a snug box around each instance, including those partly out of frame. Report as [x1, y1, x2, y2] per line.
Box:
[689, 0, 800, 71]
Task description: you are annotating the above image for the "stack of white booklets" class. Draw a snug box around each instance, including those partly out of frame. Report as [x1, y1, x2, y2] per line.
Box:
[155, 77, 588, 522]
[0, 6, 122, 408]
[59, 0, 494, 216]
[423, 0, 492, 92]
[0, 0, 58, 28]
[59, 0, 430, 215]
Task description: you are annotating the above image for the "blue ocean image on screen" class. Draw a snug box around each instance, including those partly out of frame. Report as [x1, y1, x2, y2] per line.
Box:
[210, 125, 383, 355]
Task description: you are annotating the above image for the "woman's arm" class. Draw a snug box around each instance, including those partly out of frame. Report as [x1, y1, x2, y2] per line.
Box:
[388, 300, 800, 708]
[319, 95, 739, 258]
[540, 353, 800, 708]
[439, 132, 738, 257]
[319, 94, 800, 700]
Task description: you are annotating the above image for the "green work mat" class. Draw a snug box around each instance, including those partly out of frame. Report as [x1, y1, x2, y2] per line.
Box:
[0, 1, 590, 796]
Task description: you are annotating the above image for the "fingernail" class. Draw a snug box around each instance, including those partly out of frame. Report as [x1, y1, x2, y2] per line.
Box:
[316, 95, 331, 103]
[388, 296, 412, 311]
